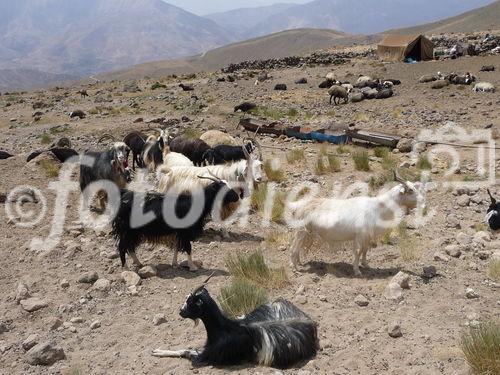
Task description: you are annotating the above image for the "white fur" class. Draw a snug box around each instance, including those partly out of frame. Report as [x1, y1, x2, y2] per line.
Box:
[200, 130, 237, 147]
[289, 182, 424, 276]
[473, 82, 495, 93]
[341, 83, 353, 93]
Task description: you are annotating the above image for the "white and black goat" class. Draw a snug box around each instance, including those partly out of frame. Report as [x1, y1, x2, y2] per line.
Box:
[112, 177, 240, 271]
[485, 189, 500, 230]
[80, 142, 131, 211]
[152, 277, 318, 368]
[141, 128, 170, 171]
[289, 172, 424, 276]
[169, 136, 212, 166]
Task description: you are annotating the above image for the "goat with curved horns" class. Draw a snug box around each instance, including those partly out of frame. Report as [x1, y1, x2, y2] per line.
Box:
[152, 275, 318, 368]
[289, 170, 425, 276]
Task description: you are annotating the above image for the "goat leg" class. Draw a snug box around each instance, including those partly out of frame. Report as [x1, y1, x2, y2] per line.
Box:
[186, 253, 199, 272]
[151, 349, 198, 359]
[352, 245, 362, 276]
[129, 252, 143, 268]
[172, 248, 179, 268]
[360, 247, 369, 268]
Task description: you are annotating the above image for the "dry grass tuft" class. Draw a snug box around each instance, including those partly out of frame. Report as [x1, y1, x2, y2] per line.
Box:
[397, 221, 420, 262]
[40, 133, 52, 144]
[417, 154, 432, 170]
[218, 279, 268, 319]
[488, 260, 500, 281]
[461, 321, 500, 375]
[286, 149, 305, 164]
[225, 250, 288, 290]
[263, 160, 286, 182]
[315, 153, 341, 175]
[38, 159, 60, 178]
[353, 150, 370, 171]
[251, 183, 286, 223]
[354, 112, 370, 122]
[183, 128, 202, 139]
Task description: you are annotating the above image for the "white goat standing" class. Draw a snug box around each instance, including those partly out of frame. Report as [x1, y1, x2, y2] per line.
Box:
[288, 173, 424, 276]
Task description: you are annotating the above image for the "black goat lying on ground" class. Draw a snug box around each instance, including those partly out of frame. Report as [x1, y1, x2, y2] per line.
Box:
[0, 151, 14, 160]
[27, 148, 79, 163]
[169, 136, 211, 166]
[486, 189, 500, 230]
[152, 279, 318, 368]
[202, 142, 256, 164]
[112, 177, 240, 271]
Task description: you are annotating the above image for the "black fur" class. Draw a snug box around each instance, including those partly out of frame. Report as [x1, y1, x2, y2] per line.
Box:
[141, 137, 165, 169]
[234, 102, 256, 112]
[0, 151, 13, 160]
[169, 136, 211, 166]
[112, 182, 239, 266]
[179, 83, 194, 91]
[27, 148, 79, 163]
[376, 88, 393, 99]
[318, 79, 334, 89]
[486, 189, 500, 230]
[177, 288, 318, 368]
[203, 143, 254, 165]
[274, 84, 287, 91]
[123, 131, 146, 170]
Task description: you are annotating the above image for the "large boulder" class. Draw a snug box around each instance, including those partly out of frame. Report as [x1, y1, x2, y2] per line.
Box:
[26, 341, 65, 366]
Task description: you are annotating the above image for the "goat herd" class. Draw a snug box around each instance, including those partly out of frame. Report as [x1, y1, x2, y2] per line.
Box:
[3, 116, 500, 369]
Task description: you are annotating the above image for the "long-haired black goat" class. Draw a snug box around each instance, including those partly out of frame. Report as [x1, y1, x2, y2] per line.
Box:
[27, 148, 79, 163]
[112, 177, 240, 271]
[123, 131, 146, 170]
[202, 142, 257, 165]
[169, 136, 212, 166]
[80, 142, 131, 211]
[152, 278, 318, 368]
[486, 189, 500, 230]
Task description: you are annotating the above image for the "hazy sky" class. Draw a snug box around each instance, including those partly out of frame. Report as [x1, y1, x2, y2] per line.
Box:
[164, 0, 311, 15]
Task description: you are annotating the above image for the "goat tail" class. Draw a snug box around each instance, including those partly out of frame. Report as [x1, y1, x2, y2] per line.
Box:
[487, 189, 496, 204]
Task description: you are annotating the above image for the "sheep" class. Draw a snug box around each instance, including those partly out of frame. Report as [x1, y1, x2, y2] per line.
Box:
[199, 130, 236, 147]
[112, 177, 240, 271]
[289, 172, 424, 276]
[350, 92, 364, 103]
[123, 131, 146, 170]
[473, 82, 496, 93]
[274, 84, 287, 91]
[179, 83, 194, 91]
[168, 136, 211, 166]
[419, 74, 437, 83]
[341, 83, 353, 93]
[486, 189, 500, 230]
[27, 148, 79, 163]
[203, 141, 258, 165]
[328, 85, 348, 105]
[69, 110, 85, 119]
[80, 142, 131, 211]
[141, 129, 170, 171]
[0, 151, 14, 160]
[152, 278, 318, 368]
[480, 65, 495, 72]
[375, 88, 393, 99]
[234, 102, 256, 113]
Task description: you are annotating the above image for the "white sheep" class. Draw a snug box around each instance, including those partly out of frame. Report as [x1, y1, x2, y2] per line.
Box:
[341, 83, 354, 93]
[473, 82, 496, 93]
[288, 173, 424, 276]
[200, 130, 237, 147]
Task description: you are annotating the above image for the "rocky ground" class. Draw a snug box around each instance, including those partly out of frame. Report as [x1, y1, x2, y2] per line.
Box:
[0, 49, 500, 375]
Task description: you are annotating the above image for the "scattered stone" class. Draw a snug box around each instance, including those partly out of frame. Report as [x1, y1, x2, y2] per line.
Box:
[121, 271, 141, 287]
[318, 295, 327, 302]
[384, 282, 404, 302]
[60, 279, 70, 288]
[78, 271, 98, 284]
[0, 321, 9, 334]
[152, 313, 167, 326]
[390, 271, 410, 289]
[465, 288, 479, 299]
[445, 245, 461, 258]
[354, 294, 369, 307]
[48, 317, 63, 331]
[22, 334, 39, 351]
[457, 194, 470, 207]
[16, 282, 30, 303]
[20, 298, 49, 313]
[90, 320, 101, 330]
[93, 278, 111, 292]
[434, 252, 450, 262]
[26, 341, 65, 366]
[397, 138, 412, 152]
[456, 232, 471, 245]
[388, 323, 403, 338]
[138, 265, 158, 279]
[70, 317, 84, 324]
[474, 231, 490, 243]
[422, 266, 437, 279]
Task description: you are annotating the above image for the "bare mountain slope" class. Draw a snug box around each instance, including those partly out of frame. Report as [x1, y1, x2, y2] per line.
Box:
[0, 0, 232, 77]
[245, 0, 495, 37]
[385, 0, 500, 35]
[99, 28, 361, 80]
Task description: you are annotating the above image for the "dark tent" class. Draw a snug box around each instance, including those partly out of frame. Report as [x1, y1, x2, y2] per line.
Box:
[377, 34, 434, 62]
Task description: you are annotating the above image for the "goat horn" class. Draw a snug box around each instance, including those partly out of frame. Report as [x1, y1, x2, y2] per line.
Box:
[192, 272, 215, 294]
[254, 138, 263, 160]
[207, 169, 222, 181]
[487, 189, 497, 204]
[197, 174, 219, 183]
[97, 133, 116, 144]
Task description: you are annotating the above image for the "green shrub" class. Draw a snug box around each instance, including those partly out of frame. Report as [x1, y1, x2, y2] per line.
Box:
[218, 279, 268, 319]
[353, 150, 370, 171]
